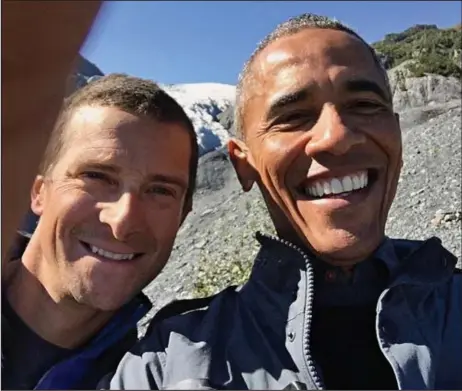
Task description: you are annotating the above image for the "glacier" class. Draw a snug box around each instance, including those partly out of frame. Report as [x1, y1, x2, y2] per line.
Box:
[162, 83, 236, 156]
[74, 57, 237, 156]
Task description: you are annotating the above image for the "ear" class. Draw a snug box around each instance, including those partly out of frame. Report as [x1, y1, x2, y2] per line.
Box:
[30, 175, 46, 216]
[227, 138, 258, 192]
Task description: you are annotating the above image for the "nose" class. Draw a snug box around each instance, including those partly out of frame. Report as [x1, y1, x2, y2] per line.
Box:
[99, 192, 146, 241]
[305, 103, 366, 156]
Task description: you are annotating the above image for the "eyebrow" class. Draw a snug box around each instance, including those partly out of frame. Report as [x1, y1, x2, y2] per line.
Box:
[77, 162, 188, 190]
[344, 79, 389, 102]
[266, 88, 312, 120]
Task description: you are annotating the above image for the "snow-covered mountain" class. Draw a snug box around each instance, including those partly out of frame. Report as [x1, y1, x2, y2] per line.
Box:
[72, 59, 237, 156]
[162, 83, 236, 155]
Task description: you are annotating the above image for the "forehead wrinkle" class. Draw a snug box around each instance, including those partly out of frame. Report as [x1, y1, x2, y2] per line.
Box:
[72, 145, 127, 165]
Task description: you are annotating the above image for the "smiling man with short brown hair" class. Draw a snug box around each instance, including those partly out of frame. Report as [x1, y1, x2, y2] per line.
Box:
[104, 14, 461, 390]
[2, 74, 199, 389]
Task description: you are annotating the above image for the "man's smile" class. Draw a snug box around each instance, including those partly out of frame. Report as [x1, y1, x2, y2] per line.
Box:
[78, 240, 144, 262]
[294, 168, 381, 210]
[298, 168, 379, 197]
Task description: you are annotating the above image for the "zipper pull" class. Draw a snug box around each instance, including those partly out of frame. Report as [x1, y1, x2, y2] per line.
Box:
[283, 381, 308, 390]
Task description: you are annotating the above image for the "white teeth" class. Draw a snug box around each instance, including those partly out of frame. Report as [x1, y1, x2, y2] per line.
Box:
[362, 172, 368, 187]
[306, 170, 370, 198]
[342, 176, 353, 192]
[330, 178, 343, 194]
[89, 245, 134, 261]
[308, 185, 317, 197]
[316, 182, 324, 197]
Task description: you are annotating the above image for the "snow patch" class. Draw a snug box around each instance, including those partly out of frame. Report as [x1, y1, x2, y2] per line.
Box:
[162, 83, 236, 156]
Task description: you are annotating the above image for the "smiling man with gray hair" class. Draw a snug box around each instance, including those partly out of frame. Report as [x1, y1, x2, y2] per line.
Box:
[103, 14, 461, 390]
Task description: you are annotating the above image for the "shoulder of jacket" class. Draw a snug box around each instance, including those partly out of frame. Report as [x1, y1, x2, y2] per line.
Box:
[147, 285, 239, 329]
[392, 237, 458, 263]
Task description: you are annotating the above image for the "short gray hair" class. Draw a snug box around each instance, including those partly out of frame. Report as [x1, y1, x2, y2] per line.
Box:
[234, 13, 391, 139]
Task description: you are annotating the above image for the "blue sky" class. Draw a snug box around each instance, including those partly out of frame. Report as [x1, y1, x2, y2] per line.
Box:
[82, 1, 461, 85]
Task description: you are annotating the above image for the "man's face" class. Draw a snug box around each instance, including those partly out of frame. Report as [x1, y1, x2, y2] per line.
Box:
[31, 106, 192, 311]
[230, 28, 402, 266]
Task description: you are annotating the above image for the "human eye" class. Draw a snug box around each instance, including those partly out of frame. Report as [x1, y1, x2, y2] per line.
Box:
[272, 110, 317, 129]
[147, 185, 176, 198]
[347, 99, 386, 114]
[81, 171, 117, 186]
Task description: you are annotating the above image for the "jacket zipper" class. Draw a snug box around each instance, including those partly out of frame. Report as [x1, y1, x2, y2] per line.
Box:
[375, 288, 401, 389]
[260, 233, 325, 390]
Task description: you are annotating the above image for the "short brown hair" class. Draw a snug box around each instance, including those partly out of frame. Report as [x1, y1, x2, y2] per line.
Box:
[40, 73, 199, 201]
[235, 13, 391, 139]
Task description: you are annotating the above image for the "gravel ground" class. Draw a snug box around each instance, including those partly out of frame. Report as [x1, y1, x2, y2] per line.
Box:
[139, 98, 461, 334]
[387, 102, 461, 257]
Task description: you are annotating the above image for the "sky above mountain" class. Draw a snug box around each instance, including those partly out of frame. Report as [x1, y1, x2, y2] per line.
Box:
[82, 1, 461, 85]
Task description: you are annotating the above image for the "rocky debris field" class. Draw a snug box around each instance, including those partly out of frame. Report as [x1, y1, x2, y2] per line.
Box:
[139, 79, 461, 335]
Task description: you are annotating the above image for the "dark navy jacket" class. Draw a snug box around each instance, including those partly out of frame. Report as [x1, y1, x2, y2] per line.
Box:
[104, 233, 461, 390]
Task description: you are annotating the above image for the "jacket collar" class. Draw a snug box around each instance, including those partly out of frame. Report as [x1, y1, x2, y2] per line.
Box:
[248, 232, 456, 293]
[33, 294, 151, 390]
[390, 236, 457, 286]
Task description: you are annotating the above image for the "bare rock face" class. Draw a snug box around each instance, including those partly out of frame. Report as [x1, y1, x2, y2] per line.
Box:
[217, 106, 236, 137]
[196, 147, 233, 193]
[388, 68, 461, 112]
